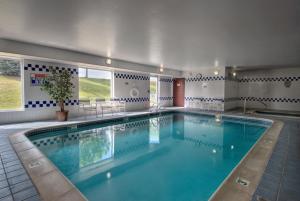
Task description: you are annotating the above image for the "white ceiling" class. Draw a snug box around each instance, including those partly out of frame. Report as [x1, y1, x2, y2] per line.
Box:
[0, 0, 299, 71]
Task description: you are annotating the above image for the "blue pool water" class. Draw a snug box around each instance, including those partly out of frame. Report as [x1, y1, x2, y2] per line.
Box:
[29, 112, 269, 201]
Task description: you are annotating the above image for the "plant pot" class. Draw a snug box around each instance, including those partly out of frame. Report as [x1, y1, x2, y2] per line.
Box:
[56, 111, 69, 121]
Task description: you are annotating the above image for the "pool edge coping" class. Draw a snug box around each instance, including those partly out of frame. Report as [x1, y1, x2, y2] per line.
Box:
[8, 109, 278, 201]
[209, 118, 283, 201]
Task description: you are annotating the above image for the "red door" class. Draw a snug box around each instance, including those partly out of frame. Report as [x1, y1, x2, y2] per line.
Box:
[173, 78, 185, 107]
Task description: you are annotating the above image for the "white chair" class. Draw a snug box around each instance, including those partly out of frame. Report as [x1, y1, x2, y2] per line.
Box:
[216, 101, 223, 112]
[188, 99, 194, 108]
[78, 99, 98, 117]
[202, 102, 210, 111]
[96, 98, 113, 117]
[196, 100, 203, 110]
[113, 99, 126, 113]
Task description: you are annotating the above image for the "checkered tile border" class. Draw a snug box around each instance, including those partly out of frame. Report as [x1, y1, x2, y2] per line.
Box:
[159, 96, 173, 101]
[25, 100, 78, 108]
[24, 64, 78, 75]
[184, 136, 223, 149]
[185, 97, 224, 102]
[186, 76, 225, 82]
[238, 76, 300, 82]
[159, 78, 173, 83]
[224, 97, 240, 102]
[240, 97, 300, 103]
[114, 73, 150, 80]
[32, 133, 80, 147]
[124, 120, 149, 129]
[118, 97, 150, 103]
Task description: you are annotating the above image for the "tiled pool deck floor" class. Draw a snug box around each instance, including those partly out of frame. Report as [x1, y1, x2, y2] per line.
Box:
[0, 128, 40, 201]
[0, 110, 299, 201]
[251, 117, 300, 201]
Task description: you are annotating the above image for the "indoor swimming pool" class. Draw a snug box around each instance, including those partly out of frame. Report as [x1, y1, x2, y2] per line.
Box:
[28, 112, 270, 201]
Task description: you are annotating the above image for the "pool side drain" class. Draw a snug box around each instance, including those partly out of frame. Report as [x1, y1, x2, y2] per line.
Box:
[28, 160, 42, 169]
[236, 177, 250, 187]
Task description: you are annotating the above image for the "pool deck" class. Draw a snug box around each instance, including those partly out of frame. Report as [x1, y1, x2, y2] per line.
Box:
[0, 109, 299, 201]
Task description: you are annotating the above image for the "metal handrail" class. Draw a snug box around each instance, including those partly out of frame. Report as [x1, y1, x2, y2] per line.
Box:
[258, 101, 267, 108]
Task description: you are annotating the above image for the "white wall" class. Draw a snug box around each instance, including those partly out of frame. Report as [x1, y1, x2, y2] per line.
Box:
[158, 76, 173, 107]
[237, 67, 300, 111]
[0, 59, 79, 124]
[113, 71, 150, 111]
[184, 67, 226, 111]
[224, 68, 239, 111]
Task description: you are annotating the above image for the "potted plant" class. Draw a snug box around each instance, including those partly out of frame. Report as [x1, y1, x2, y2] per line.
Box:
[41, 67, 74, 121]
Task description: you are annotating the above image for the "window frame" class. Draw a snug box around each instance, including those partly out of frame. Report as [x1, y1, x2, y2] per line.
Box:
[78, 66, 113, 100]
[0, 56, 24, 112]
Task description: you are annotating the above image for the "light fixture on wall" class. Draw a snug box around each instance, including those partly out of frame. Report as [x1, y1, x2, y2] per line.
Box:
[106, 58, 112, 65]
[214, 70, 219, 75]
[160, 64, 164, 72]
[232, 72, 237, 77]
[214, 59, 219, 67]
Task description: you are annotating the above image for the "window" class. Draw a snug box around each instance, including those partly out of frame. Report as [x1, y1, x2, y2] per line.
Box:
[79, 67, 112, 100]
[150, 76, 158, 106]
[0, 58, 22, 110]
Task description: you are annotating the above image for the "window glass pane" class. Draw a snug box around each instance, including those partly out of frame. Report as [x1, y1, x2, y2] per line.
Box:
[150, 77, 157, 105]
[0, 58, 22, 110]
[79, 67, 111, 100]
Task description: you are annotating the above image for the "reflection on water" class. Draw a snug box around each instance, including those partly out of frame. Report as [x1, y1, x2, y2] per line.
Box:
[149, 118, 160, 144]
[79, 128, 114, 168]
[30, 114, 266, 179]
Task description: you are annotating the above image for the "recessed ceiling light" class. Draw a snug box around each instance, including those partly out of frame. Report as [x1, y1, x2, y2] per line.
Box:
[106, 58, 112, 65]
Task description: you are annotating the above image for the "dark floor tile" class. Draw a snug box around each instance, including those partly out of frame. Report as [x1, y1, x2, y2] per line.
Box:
[8, 174, 29, 186]
[0, 174, 6, 182]
[10, 179, 33, 194]
[4, 164, 23, 173]
[3, 160, 21, 168]
[0, 187, 11, 199]
[258, 173, 281, 192]
[6, 168, 26, 179]
[253, 187, 277, 201]
[1, 157, 19, 164]
[0, 153, 17, 160]
[272, 152, 288, 160]
[286, 158, 300, 166]
[0, 195, 13, 201]
[0, 180, 8, 189]
[23, 195, 41, 201]
[277, 187, 300, 201]
[281, 177, 300, 192]
[265, 164, 283, 177]
[13, 186, 38, 201]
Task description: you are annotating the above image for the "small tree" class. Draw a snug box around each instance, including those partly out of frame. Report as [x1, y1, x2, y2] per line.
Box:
[41, 67, 74, 112]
